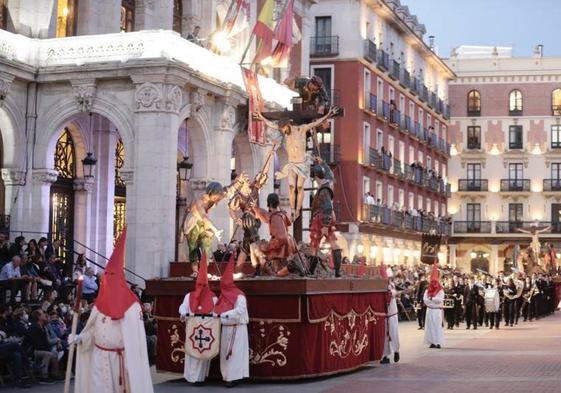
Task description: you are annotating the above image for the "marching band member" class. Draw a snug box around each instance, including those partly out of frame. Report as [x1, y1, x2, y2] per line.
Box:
[178, 253, 217, 385]
[484, 278, 502, 329]
[503, 274, 523, 327]
[423, 263, 445, 349]
[214, 255, 250, 386]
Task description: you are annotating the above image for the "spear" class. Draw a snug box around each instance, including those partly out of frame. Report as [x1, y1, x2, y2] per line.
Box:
[64, 276, 84, 393]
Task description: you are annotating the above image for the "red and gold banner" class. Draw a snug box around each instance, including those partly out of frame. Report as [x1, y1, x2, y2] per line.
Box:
[154, 290, 386, 379]
[242, 67, 265, 145]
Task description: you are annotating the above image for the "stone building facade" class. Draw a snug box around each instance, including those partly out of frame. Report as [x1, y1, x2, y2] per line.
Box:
[447, 45, 561, 273]
[0, 0, 313, 282]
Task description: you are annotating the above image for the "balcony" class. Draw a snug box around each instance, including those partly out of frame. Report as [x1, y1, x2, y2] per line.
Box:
[367, 93, 377, 113]
[420, 85, 428, 102]
[458, 179, 489, 192]
[467, 108, 481, 117]
[436, 98, 444, 114]
[400, 69, 410, 88]
[509, 109, 523, 117]
[310, 36, 339, 57]
[319, 143, 340, 165]
[363, 39, 376, 63]
[453, 221, 492, 234]
[362, 205, 451, 236]
[411, 77, 419, 95]
[389, 109, 400, 127]
[404, 115, 412, 133]
[429, 92, 437, 109]
[414, 122, 422, 139]
[500, 179, 531, 192]
[390, 60, 400, 80]
[543, 179, 561, 192]
[444, 105, 450, 119]
[467, 138, 481, 150]
[496, 221, 534, 233]
[393, 159, 402, 177]
[381, 101, 390, 120]
[377, 49, 389, 71]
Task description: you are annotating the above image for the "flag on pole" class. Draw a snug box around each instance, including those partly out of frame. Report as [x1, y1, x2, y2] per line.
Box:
[252, 0, 276, 64]
[270, 0, 294, 68]
[219, 0, 250, 37]
[242, 68, 265, 144]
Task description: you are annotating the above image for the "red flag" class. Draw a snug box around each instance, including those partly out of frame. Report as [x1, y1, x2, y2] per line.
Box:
[271, 0, 294, 68]
[242, 67, 265, 144]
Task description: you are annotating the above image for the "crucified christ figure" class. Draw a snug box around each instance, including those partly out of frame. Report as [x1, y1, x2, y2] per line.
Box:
[253, 107, 337, 218]
[516, 225, 551, 264]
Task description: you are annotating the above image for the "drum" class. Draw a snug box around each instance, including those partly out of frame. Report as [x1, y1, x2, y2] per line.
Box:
[442, 298, 455, 308]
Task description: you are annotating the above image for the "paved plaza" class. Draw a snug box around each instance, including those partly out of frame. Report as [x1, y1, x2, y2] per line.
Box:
[5, 312, 560, 393]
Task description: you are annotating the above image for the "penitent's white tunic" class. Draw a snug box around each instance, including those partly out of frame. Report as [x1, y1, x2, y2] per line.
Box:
[178, 293, 218, 383]
[219, 295, 250, 382]
[383, 285, 400, 357]
[423, 289, 445, 346]
[75, 303, 154, 393]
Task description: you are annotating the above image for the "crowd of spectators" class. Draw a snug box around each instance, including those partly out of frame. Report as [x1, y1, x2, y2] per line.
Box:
[0, 234, 156, 389]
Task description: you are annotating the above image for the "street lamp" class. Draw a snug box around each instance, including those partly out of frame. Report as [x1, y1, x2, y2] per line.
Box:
[177, 156, 193, 182]
[82, 152, 97, 179]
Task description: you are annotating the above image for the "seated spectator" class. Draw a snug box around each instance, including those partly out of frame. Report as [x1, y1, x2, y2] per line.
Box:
[143, 302, 157, 366]
[25, 239, 39, 260]
[9, 236, 26, 259]
[27, 309, 62, 384]
[19, 255, 40, 302]
[0, 256, 32, 304]
[81, 267, 98, 303]
[72, 254, 86, 281]
[42, 255, 62, 290]
[0, 233, 11, 267]
[9, 307, 30, 340]
[0, 329, 32, 388]
[48, 310, 68, 351]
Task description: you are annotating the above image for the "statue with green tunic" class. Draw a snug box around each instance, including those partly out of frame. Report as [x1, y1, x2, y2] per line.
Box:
[180, 178, 243, 276]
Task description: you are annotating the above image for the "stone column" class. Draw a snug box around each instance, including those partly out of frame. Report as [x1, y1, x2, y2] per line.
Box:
[30, 169, 58, 236]
[449, 244, 457, 269]
[89, 120, 117, 262]
[136, 0, 173, 30]
[126, 80, 182, 282]
[73, 178, 94, 258]
[490, 244, 499, 275]
[1, 169, 26, 236]
[76, 0, 120, 35]
[208, 104, 236, 243]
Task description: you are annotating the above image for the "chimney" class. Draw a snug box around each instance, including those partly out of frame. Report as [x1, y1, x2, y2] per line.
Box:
[428, 35, 435, 50]
[538, 44, 544, 57]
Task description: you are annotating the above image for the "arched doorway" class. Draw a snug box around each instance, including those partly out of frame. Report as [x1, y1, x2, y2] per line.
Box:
[470, 250, 490, 274]
[50, 128, 76, 265]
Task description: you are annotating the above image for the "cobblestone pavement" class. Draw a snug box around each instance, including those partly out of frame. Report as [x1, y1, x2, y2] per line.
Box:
[4, 312, 560, 392]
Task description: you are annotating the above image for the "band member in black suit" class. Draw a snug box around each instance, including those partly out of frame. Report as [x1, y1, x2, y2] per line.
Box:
[503, 276, 523, 327]
[444, 278, 457, 329]
[415, 273, 428, 330]
[463, 277, 480, 330]
[454, 276, 465, 327]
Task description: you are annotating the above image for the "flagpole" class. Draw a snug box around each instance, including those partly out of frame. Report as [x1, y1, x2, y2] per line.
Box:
[240, 33, 255, 66]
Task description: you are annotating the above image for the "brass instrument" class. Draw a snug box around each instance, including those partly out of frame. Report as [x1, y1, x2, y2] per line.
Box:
[522, 285, 539, 303]
[503, 280, 524, 300]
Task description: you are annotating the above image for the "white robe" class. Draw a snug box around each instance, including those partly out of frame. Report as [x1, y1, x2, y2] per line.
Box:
[423, 289, 445, 346]
[219, 295, 250, 382]
[383, 285, 400, 357]
[75, 303, 154, 393]
[178, 293, 218, 383]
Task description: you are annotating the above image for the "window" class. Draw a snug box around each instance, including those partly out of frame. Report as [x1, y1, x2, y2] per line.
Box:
[173, 0, 182, 34]
[552, 125, 561, 149]
[418, 151, 423, 164]
[376, 181, 383, 201]
[426, 198, 431, 213]
[387, 185, 394, 206]
[364, 68, 371, 109]
[418, 108, 424, 126]
[441, 203, 446, 217]
[552, 163, 561, 180]
[509, 203, 523, 222]
[56, 0, 77, 37]
[509, 163, 523, 180]
[54, 129, 76, 179]
[388, 135, 394, 156]
[509, 89, 523, 115]
[417, 195, 423, 210]
[509, 125, 523, 149]
[466, 203, 481, 222]
[408, 146, 414, 164]
[376, 129, 383, 150]
[399, 141, 405, 163]
[363, 122, 371, 164]
[121, 0, 135, 32]
[313, 67, 333, 103]
[363, 176, 371, 196]
[467, 90, 481, 116]
[467, 126, 481, 149]
[552, 88, 561, 116]
[315, 16, 332, 37]
[398, 189, 404, 208]
[409, 192, 414, 209]
[434, 201, 439, 216]
[467, 163, 481, 180]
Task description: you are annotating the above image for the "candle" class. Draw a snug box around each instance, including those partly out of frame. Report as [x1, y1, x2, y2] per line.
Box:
[74, 276, 84, 312]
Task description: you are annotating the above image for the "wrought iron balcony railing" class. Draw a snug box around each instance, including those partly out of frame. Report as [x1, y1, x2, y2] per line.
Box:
[363, 39, 376, 63]
[310, 35, 339, 57]
[543, 179, 561, 191]
[500, 179, 530, 192]
[458, 179, 488, 192]
[453, 221, 492, 234]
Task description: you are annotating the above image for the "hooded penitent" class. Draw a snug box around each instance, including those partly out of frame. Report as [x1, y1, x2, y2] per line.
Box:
[94, 227, 139, 319]
[214, 254, 245, 314]
[426, 261, 443, 298]
[189, 252, 216, 314]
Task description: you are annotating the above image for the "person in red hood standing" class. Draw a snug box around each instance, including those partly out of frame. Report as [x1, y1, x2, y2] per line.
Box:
[179, 253, 217, 384]
[215, 254, 249, 386]
[423, 262, 445, 348]
[73, 227, 154, 393]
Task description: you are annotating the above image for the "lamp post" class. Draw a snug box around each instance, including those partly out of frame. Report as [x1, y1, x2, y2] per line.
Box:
[177, 155, 193, 183]
[175, 155, 193, 262]
[81, 152, 97, 179]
